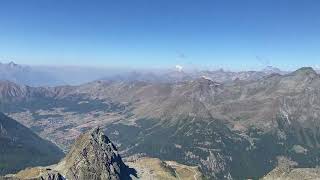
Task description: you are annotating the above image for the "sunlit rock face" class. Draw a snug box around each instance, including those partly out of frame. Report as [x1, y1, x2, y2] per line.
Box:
[57, 127, 131, 180]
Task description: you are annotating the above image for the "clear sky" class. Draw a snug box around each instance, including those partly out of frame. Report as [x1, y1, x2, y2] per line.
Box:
[0, 0, 320, 70]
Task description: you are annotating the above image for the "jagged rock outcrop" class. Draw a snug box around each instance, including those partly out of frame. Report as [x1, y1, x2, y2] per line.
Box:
[56, 127, 131, 180]
[11, 167, 64, 180]
[1, 169, 64, 180]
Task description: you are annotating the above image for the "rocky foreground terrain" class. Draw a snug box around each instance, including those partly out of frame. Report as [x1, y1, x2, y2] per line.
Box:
[126, 157, 203, 180]
[1, 67, 320, 179]
[1, 127, 202, 180]
[262, 157, 320, 180]
[263, 167, 320, 180]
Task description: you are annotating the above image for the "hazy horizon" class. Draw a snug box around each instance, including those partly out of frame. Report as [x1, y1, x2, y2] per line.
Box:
[1, 59, 320, 73]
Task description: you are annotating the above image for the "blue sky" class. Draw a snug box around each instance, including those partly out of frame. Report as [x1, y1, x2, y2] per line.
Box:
[0, 0, 320, 70]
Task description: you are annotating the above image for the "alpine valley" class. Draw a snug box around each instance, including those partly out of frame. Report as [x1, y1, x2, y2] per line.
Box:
[1, 65, 320, 179]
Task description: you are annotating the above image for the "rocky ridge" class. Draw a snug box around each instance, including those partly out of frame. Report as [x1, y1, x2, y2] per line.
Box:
[56, 127, 131, 180]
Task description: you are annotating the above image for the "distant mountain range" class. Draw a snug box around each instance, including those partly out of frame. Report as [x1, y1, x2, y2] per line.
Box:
[101, 66, 288, 84]
[0, 61, 131, 86]
[0, 61, 294, 86]
[0, 62, 64, 86]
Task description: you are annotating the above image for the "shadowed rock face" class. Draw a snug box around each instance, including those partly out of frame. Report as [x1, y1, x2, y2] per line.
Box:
[57, 127, 131, 180]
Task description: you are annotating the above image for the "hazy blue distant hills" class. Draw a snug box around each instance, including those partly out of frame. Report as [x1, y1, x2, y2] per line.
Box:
[101, 66, 288, 84]
[0, 61, 126, 86]
[0, 61, 291, 86]
[0, 62, 64, 86]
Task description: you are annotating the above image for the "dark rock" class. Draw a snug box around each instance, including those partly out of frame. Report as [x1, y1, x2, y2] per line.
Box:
[60, 127, 131, 180]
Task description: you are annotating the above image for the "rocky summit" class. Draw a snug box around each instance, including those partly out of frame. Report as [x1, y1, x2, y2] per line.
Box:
[56, 127, 131, 180]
